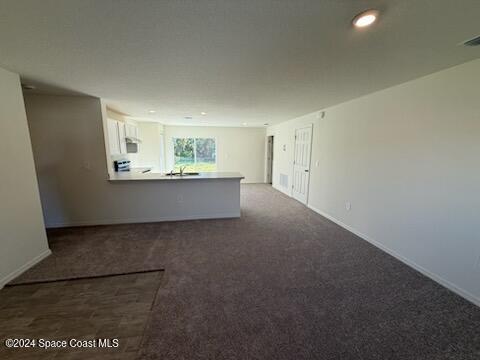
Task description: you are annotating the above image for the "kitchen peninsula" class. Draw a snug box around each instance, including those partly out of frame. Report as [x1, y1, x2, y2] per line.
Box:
[107, 172, 244, 222]
[101, 107, 246, 225]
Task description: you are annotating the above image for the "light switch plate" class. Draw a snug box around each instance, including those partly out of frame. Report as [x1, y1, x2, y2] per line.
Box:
[345, 202, 351, 211]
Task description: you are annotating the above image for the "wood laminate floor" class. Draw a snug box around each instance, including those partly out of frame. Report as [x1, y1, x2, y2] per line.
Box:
[0, 272, 163, 360]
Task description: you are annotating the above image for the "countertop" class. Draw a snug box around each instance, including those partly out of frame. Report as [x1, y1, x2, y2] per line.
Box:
[109, 171, 245, 181]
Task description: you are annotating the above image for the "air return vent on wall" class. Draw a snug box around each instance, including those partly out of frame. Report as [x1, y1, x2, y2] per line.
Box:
[279, 174, 288, 188]
[463, 35, 480, 46]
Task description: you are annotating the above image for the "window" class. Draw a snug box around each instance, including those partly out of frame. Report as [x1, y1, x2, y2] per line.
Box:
[173, 138, 216, 172]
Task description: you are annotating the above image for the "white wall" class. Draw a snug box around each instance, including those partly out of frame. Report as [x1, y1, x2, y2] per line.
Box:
[268, 59, 480, 306]
[135, 121, 165, 172]
[26, 95, 109, 226]
[25, 95, 242, 227]
[0, 67, 50, 288]
[164, 125, 266, 183]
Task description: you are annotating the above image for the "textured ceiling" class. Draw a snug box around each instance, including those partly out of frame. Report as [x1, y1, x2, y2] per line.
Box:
[0, 0, 479, 126]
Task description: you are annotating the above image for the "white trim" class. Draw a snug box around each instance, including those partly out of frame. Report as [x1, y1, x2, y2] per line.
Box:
[272, 183, 290, 197]
[0, 249, 52, 289]
[306, 204, 480, 308]
[101, 101, 115, 177]
[45, 212, 241, 229]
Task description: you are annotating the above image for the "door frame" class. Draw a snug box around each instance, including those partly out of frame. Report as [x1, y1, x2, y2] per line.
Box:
[266, 135, 274, 184]
[291, 124, 313, 204]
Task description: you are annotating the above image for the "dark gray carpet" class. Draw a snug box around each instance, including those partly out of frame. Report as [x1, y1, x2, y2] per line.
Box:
[139, 184, 480, 360]
[10, 223, 169, 285]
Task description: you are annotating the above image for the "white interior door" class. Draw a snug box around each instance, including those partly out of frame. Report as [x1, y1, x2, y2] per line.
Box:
[292, 125, 312, 204]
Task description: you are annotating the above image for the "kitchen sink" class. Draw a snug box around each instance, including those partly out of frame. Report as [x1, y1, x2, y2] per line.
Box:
[168, 172, 200, 176]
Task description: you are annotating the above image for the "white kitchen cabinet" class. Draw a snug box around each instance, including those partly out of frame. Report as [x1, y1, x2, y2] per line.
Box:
[118, 122, 127, 154]
[107, 119, 128, 155]
[107, 118, 121, 155]
[125, 123, 138, 139]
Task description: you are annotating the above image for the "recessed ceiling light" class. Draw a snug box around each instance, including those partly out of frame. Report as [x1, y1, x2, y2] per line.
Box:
[148, 110, 156, 114]
[352, 9, 379, 28]
[200, 112, 207, 116]
[242, 122, 247, 126]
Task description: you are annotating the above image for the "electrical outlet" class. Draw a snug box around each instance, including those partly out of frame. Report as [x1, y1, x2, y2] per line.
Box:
[345, 201, 351, 211]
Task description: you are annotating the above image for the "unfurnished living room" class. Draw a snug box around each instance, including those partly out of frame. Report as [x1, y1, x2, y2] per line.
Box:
[0, 1, 479, 359]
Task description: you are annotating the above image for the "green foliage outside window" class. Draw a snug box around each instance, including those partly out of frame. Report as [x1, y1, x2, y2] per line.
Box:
[173, 138, 216, 172]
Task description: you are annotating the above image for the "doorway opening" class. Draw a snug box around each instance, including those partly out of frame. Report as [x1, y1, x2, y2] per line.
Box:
[266, 135, 274, 184]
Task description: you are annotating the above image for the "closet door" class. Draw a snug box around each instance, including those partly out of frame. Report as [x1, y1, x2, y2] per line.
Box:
[292, 125, 312, 204]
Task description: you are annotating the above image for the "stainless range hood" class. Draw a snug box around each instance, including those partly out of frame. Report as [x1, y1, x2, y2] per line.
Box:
[125, 136, 142, 144]
[125, 136, 141, 153]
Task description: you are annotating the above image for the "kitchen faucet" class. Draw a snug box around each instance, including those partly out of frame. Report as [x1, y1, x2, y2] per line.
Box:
[167, 165, 187, 176]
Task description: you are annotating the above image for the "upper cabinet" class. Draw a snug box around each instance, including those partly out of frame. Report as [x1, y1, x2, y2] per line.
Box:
[125, 123, 138, 139]
[118, 122, 127, 154]
[107, 119, 139, 155]
[107, 118, 121, 155]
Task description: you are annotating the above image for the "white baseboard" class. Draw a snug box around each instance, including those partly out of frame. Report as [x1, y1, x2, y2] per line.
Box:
[306, 204, 480, 308]
[272, 184, 291, 197]
[45, 212, 241, 228]
[0, 249, 52, 289]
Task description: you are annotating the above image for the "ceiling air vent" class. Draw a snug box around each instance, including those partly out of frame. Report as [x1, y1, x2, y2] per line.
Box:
[463, 35, 480, 46]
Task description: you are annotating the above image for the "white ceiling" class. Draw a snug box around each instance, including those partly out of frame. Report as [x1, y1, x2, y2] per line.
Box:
[0, 0, 479, 126]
